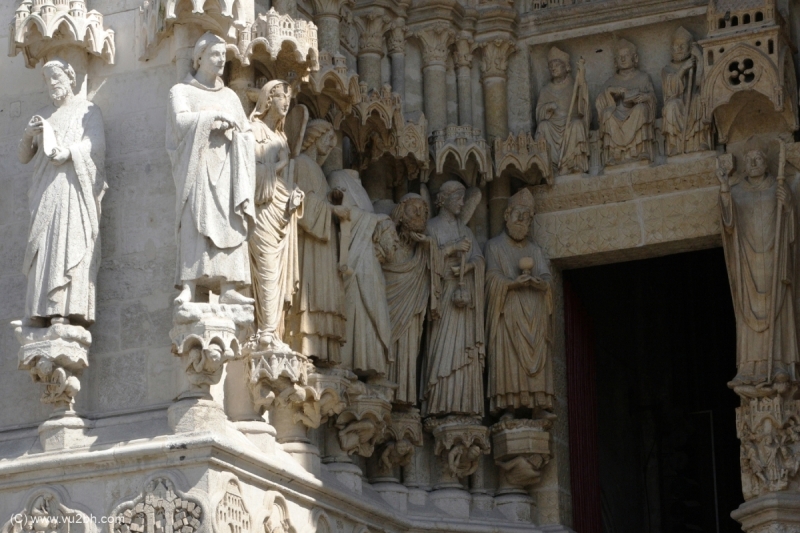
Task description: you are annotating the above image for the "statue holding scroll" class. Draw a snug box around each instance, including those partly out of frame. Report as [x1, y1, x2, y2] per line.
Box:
[485, 189, 554, 419]
[596, 38, 656, 166]
[167, 32, 255, 305]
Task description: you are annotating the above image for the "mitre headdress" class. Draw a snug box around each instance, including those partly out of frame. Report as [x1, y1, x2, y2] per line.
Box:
[615, 37, 637, 55]
[507, 188, 535, 212]
[548, 46, 571, 66]
[673, 26, 694, 44]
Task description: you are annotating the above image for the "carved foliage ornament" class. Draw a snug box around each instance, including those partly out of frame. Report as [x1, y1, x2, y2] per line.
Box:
[479, 39, 517, 79]
[10, 0, 116, 68]
[354, 9, 389, 55]
[4, 488, 94, 533]
[413, 23, 454, 67]
[111, 478, 204, 533]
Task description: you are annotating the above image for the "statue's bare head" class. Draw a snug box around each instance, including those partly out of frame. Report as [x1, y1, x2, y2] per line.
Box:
[302, 119, 336, 160]
[252, 80, 291, 122]
[614, 38, 638, 71]
[745, 150, 768, 179]
[672, 27, 693, 63]
[392, 193, 428, 234]
[193, 32, 227, 79]
[505, 188, 535, 242]
[42, 58, 75, 104]
[436, 180, 466, 216]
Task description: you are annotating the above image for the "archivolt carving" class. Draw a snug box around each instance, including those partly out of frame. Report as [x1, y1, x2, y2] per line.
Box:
[10, 1, 116, 67]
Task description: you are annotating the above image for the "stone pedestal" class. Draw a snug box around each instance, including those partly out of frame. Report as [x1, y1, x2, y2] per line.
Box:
[335, 379, 393, 458]
[491, 418, 552, 494]
[38, 411, 94, 452]
[425, 416, 491, 493]
[169, 303, 253, 433]
[731, 492, 800, 533]
[367, 409, 422, 512]
[429, 487, 472, 519]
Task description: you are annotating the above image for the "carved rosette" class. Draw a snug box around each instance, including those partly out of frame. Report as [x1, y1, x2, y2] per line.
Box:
[478, 38, 517, 80]
[354, 8, 388, 56]
[431, 125, 493, 184]
[494, 132, 553, 185]
[235, 9, 319, 76]
[170, 303, 253, 399]
[336, 380, 394, 457]
[13, 322, 90, 411]
[425, 416, 491, 481]
[3, 488, 93, 533]
[308, 367, 357, 422]
[413, 22, 455, 67]
[736, 389, 800, 500]
[374, 409, 424, 478]
[111, 477, 205, 533]
[491, 418, 552, 492]
[10, 0, 116, 68]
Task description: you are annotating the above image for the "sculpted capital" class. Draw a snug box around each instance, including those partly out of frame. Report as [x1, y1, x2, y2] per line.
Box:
[414, 23, 455, 67]
[387, 19, 407, 55]
[355, 9, 390, 55]
[479, 38, 517, 79]
[454, 32, 475, 69]
[310, 0, 347, 17]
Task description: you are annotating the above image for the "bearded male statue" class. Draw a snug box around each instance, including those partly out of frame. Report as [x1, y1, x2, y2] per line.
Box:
[17, 58, 106, 328]
[485, 189, 554, 419]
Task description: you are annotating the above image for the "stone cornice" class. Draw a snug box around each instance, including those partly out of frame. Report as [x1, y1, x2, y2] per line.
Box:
[406, 0, 466, 30]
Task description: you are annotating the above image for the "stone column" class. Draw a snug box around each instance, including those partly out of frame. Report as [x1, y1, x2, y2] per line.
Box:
[387, 19, 406, 103]
[414, 22, 455, 134]
[479, 38, 517, 237]
[355, 9, 388, 91]
[454, 32, 474, 127]
[311, 0, 344, 54]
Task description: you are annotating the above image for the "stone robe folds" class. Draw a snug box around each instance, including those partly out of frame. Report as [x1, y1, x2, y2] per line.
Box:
[23, 98, 106, 323]
[662, 62, 710, 156]
[721, 178, 799, 383]
[536, 75, 589, 175]
[485, 233, 554, 413]
[287, 154, 345, 362]
[328, 171, 392, 376]
[249, 121, 300, 339]
[383, 240, 438, 404]
[596, 69, 656, 165]
[424, 218, 485, 417]
[167, 75, 255, 289]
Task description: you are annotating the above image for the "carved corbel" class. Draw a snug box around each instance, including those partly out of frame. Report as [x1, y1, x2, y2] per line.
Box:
[425, 416, 491, 484]
[373, 409, 424, 479]
[491, 418, 552, 492]
[10, 0, 116, 68]
[494, 132, 552, 185]
[336, 380, 394, 457]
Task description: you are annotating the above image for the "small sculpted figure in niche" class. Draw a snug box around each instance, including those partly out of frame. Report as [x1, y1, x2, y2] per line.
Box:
[381, 193, 436, 405]
[17, 58, 106, 327]
[248, 80, 305, 350]
[485, 188, 554, 420]
[167, 32, 255, 305]
[596, 38, 657, 166]
[662, 27, 712, 157]
[286, 120, 348, 364]
[327, 169, 393, 378]
[717, 144, 799, 390]
[424, 181, 486, 417]
[535, 47, 590, 176]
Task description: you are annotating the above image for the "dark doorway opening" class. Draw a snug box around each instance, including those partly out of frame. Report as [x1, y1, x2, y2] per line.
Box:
[565, 248, 744, 533]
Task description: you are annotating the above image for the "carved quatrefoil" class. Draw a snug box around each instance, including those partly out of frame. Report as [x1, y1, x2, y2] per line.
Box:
[727, 58, 756, 86]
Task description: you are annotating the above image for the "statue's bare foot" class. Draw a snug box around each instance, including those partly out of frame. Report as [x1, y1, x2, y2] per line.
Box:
[219, 288, 254, 305]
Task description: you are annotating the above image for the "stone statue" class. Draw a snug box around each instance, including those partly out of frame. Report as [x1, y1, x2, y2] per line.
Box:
[662, 27, 712, 157]
[286, 120, 348, 364]
[167, 32, 255, 305]
[248, 80, 304, 349]
[424, 181, 485, 417]
[382, 194, 436, 405]
[717, 146, 799, 388]
[328, 169, 393, 377]
[535, 47, 589, 176]
[17, 58, 106, 327]
[485, 189, 554, 419]
[595, 38, 656, 166]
